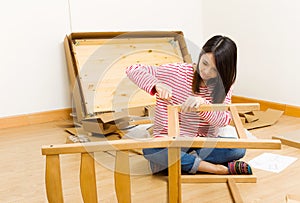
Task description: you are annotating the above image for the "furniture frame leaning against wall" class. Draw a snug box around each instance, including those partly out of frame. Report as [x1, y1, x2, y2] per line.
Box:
[41, 103, 281, 203]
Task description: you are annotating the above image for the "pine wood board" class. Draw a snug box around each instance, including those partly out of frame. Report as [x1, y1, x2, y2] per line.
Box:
[272, 129, 300, 149]
[181, 175, 256, 183]
[72, 37, 183, 114]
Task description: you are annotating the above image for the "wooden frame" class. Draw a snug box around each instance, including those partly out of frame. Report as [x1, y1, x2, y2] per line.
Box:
[166, 102, 280, 203]
[41, 103, 281, 203]
[64, 31, 192, 123]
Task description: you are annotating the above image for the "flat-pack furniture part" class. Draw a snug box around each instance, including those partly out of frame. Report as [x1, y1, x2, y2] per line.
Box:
[64, 31, 192, 134]
[41, 103, 281, 203]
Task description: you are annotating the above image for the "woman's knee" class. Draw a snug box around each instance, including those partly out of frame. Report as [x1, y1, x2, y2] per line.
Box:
[232, 148, 246, 160]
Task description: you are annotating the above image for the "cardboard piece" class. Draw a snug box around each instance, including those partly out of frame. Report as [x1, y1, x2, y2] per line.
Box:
[272, 130, 300, 149]
[64, 31, 191, 134]
[243, 113, 259, 123]
[243, 108, 284, 130]
[230, 108, 283, 130]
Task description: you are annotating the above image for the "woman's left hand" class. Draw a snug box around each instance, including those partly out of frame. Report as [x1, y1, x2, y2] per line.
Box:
[181, 96, 206, 112]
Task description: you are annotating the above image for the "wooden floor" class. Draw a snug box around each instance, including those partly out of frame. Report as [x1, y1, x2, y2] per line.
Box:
[1, 115, 300, 203]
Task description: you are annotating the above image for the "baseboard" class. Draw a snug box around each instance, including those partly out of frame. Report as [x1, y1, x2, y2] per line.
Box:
[232, 95, 300, 118]
[0, 108, 72, 130]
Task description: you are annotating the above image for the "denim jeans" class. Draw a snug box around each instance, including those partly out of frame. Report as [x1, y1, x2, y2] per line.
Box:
[143, 146, 246, 174]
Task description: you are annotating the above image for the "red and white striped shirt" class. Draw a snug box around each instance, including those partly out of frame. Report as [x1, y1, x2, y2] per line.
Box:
[126, 63, 232, 138]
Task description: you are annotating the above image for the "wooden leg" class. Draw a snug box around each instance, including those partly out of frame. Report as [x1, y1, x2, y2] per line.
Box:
[227, 178, 244, 203]
[168, 147, 181, 203]
[114, 150, 131, 203]
[80, 152, 98, 203]
[45, 155, 64, 203]
[230, 106, 247, 139]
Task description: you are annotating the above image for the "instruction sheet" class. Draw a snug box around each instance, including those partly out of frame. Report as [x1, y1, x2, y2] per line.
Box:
[248, 153, 297, 173]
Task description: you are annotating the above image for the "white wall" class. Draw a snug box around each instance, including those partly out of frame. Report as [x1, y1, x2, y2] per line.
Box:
[1, 0, 299, 118]
[0, 0, 71, 117]
[0, 0, 203, 118]
[201, 0, 300, 106]
[69, 0, 203, 61]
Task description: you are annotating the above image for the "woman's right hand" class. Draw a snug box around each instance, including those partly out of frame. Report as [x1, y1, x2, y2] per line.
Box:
[155, 83, 172, 100]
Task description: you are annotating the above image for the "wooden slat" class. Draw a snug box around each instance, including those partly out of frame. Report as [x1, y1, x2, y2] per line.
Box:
[114, 150, 131, 203]
[74, 37, 176, 46]
[230, 106, 247, 139]
[42, 137, 281, 155]
[227, 178, 244, 203]
[45, 155, 63, 203]
[168, 105, 180, 137]
[64, 35, 86, 121]
[70, 31, 184, 41]
[272, 130, 300, 149]
[170, 103, 260, 112]
[181, 175, 257, 183]
[80, 153, 98, 203]
[168, 147, 181, 203]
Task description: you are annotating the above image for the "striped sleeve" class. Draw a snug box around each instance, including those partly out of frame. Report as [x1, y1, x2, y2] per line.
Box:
[126, 64, 158, 95]
[198, 87, 233, 127]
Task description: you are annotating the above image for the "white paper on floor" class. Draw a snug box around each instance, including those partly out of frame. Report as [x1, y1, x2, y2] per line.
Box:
[248, 153, 297, 173]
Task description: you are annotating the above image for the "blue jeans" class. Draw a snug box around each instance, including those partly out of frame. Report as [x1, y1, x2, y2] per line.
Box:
[143, 146, 246, 174]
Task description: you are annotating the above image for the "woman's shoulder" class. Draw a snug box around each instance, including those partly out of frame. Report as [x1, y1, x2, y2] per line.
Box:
[160, 62, 194, 72]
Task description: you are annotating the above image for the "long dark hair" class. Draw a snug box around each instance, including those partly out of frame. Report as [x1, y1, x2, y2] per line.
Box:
[192, 35, 237, 103]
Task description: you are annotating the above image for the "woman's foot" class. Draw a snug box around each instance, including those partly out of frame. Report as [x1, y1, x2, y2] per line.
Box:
[198, 161, 229, 174]
[197, 160, 252, 175]
[227, 161, 252, 175]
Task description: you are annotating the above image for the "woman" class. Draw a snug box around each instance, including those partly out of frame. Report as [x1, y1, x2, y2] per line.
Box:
[126, 35, 252, 175]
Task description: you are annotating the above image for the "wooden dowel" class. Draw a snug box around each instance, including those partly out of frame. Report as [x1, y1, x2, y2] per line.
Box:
[45, 155, 64, 203]
[80, 153, 98, 203]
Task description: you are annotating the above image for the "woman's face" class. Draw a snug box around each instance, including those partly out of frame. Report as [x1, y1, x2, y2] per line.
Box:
[198, 53, 218, 81]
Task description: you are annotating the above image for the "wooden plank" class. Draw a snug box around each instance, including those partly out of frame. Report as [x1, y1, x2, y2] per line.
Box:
[230, 106, 247, 139]
[227, 178, 244, 203]
[286, 194, 300, 203]
[45, 155, 63, 203]
[74, 37, 176, 45]
[232, 95, 286, 112]
[80, 153, 98, 203]
[181, 175, 257, 183]
[114, 150, 131, 203]
[41, 137, 281, 155]
[168, 105, 180, 137]
[170, 103, 260, 112]
[64, 35, 86, 121]
[168, 147, 181, 203]
[70, 31, 184, 41]
[272, 130, 300, 149]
